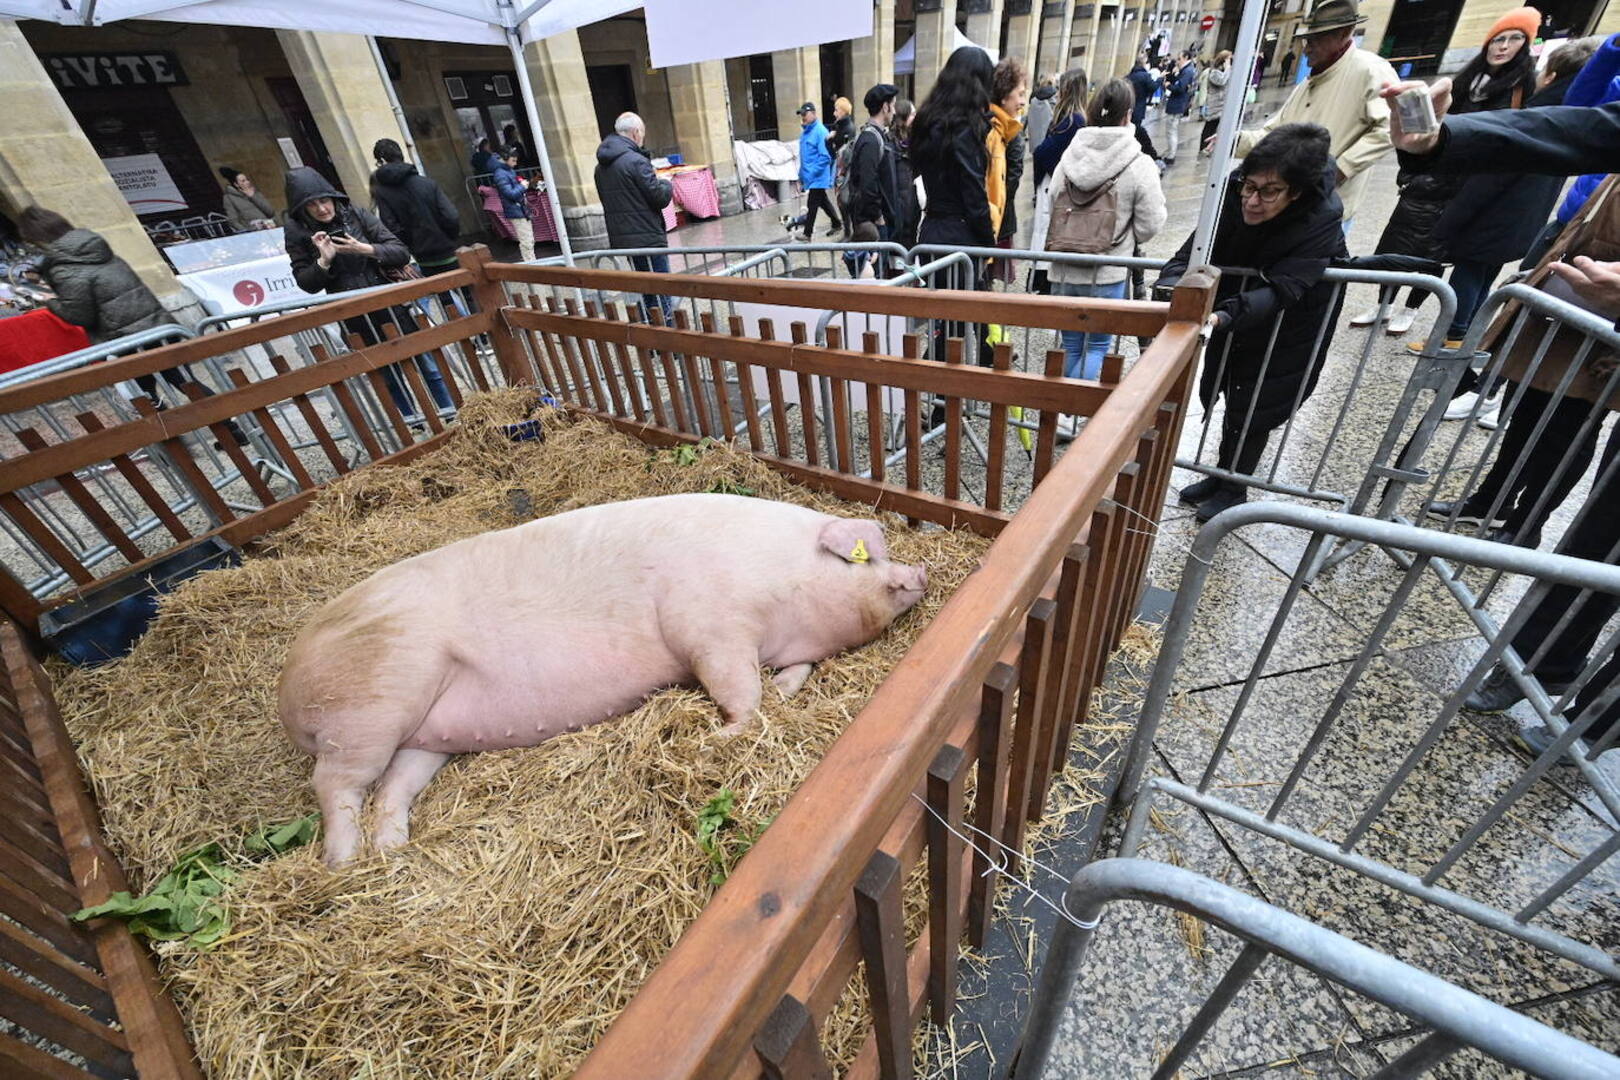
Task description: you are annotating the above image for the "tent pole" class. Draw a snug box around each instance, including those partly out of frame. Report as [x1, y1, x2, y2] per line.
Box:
[368, 36, 420, 165]
[1189, 0, 1265, 268]
[505, 26, 577, 264]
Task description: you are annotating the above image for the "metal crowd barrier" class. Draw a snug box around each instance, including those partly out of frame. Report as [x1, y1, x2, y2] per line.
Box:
[1106, 504, 1620, 1067]
[1014, 859, 1620, 1079]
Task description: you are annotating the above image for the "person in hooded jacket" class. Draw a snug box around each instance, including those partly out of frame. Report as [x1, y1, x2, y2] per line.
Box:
[218, 167, 276, 231]
[1157, 123, 1348, 520]
[1353, 7, 1540, 337]
[491, 147, 537, 263]
[594, 112, 676, 322]
[283, 166, 452, 417]
[369, 139, 463, 277]
[470, 138, 500, 177]
[1045, 79, 1167, 384]
[1025, 76, 1057, 156]
[1028, 67, 1091, 295]
[889, 99, 921, 251]
[17, 206, 207, 412]
[1198, 52, 1233, 154]
[1126, 55, 1164, 163]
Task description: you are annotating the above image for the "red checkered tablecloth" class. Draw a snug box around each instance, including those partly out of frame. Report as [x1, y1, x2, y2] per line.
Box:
[658, 166, 722, 232]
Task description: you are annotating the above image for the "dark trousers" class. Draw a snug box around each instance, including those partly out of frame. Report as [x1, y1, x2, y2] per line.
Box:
[1469, 383, 1601, 536]
[1446, 259, 1501, 340]
[1199, 118, 1220, 149]
[803, 188, 841, 234]
[1512, 424, 1620, 743]
[1216, 410, 1276, 479]
[629, 252, 675, 323]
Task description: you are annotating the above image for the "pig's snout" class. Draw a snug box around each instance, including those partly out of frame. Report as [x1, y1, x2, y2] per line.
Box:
[889, 563, 928, 600]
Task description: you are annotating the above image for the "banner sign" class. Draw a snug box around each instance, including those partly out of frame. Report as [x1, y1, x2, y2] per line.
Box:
[43, 52, 188, 90]
[104, 154, 188, 215]
[178, 255, 305, 316]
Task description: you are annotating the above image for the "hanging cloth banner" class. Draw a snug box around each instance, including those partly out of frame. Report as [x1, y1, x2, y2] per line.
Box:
[644, 0, 872, 69]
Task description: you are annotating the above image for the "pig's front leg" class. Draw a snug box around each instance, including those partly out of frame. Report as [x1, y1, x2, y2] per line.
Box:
[372, 748, 452, 853]
[772, 663, 814, 699]
[691, 647, 764, 736]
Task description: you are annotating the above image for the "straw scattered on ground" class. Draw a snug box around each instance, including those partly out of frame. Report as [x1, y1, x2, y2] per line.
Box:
[52, 390, 993, 1080]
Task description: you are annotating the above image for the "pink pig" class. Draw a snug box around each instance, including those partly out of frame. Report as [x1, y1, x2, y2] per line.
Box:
[278, 493, 929, 865]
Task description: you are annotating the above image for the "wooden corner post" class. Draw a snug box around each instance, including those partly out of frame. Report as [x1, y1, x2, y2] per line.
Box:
[458, 245, 532, 388]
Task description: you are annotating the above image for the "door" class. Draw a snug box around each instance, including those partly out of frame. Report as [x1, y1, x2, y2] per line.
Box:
[63, 86, 222, 224]
[586, 64, 639, 139]
[443, 71, 534, 167]
[748, 54, 778, 141]
[267, 77, 344, 192]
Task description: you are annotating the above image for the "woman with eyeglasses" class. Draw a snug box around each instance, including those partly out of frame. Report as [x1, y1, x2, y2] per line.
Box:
[1156, 122, 1348, 521]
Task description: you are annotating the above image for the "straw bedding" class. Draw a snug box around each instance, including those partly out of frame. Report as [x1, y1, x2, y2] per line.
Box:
[52, 390, 994, 1079]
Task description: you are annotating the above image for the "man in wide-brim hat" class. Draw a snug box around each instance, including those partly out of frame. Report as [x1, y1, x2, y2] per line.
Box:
[1215, 0, 1396, 226]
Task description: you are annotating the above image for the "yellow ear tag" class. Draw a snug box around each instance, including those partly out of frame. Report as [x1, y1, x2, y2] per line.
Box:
[849, 539, 870, 564]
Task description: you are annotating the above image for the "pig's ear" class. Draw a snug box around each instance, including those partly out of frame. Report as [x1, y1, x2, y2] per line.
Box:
[819, 518, 888, 564]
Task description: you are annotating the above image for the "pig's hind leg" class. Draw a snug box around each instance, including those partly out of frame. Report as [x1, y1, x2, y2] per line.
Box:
[372, 748, 452, 853]
[312, 731, 402, 866]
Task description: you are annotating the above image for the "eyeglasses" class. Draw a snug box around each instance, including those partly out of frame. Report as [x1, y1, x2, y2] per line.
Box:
[1239, 181, 1290, 204]
[1489, 31, 1527, 46]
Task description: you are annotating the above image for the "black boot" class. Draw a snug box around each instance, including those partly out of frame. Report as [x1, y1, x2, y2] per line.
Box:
[1178, 475, 1222, 505]
[1193, 482, 1248, 522]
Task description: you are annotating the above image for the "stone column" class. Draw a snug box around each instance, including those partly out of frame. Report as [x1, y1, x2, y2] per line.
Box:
[913, 0, 961, 103]
[851, 0, 897, 94]
[276, 31, 400, 200]
[0, 21, 182, 303]
[772, 46, 820, 139]
[666, 60, 743, 216]
[1037, 0, 1076, 78]
[964, 0, 1005, 55]
[515, 29, 609, 248]
[1005, 0, 1043, 71]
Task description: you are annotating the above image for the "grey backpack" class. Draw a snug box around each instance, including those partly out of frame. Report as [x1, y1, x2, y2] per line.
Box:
[1047, 174, 1122, 255]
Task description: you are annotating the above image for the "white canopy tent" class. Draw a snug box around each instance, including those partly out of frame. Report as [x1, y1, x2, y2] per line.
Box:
[1, 0, 874, 262]
[892, 26, 998, 75]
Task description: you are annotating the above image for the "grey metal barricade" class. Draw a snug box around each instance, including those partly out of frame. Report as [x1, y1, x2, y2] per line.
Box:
[1014, 859, 1620, 1079]
[1115, 503, 1620, 1042]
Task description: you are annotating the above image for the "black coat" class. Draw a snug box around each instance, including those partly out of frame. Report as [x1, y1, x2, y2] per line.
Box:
[999, 132, 1026, 241]
[1400, 99, 1620, 178]
[828, 115, 856, 157]
[848, 123, 899, 228]
[38, 229, 176, 344]
[283, 167, 410, 296]
[913, 122, 994, 248]
[370, 162, 463, 267]
[1434, 76, 1574, 266]
[1128, 66, 1157, 125]
[892, 138, 920, 249]
[594, 134, 673, 249]
[1159, 163, 1349, 431]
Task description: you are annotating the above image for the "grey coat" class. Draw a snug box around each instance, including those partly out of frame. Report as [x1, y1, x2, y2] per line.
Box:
[38, 230, 176, 345]
[222, 186, 276, 230]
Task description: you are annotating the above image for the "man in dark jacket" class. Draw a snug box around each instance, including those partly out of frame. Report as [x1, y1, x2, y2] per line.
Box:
[844, 84, 901, 278]
[594, 111, 676, 321]
[369, 139, 464, 277]
[1127, 56, 1164, 163]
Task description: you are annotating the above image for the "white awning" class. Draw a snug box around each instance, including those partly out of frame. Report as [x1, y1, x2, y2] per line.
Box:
[892, 26, 998, 75]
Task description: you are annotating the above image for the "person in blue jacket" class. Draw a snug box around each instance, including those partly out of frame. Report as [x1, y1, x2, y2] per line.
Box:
[783, 101, 842, 240]
[1162, 50, 1199, 164]
[491, 147, 536, 263]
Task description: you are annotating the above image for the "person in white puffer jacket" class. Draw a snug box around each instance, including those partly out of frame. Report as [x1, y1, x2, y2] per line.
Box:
[1045, 78, 1168, 382]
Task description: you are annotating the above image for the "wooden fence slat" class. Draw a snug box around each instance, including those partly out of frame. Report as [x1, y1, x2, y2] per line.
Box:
[0, 965, 132, 1073]
[699, 313, 737, 439]
[789, 322, 819, 467]
[0, 915, 113, 1020]
[985, 343, 1011, 512]
[408, 312, 465, 411]
[862, 331, 885, 483]
[943, 337, 963, 503]
[671, 310, 715, 438]
[264, 356, 350, 476]
[11, 429, 144, 565]
[309, 344, 387, 464]
[379, 323, 447, 433]
[171, 384, 276, 508]
[1033, 349, 1063, 484]
[584, 300, 630, 419]
[901, 334, 922, 503]
[0, 1030, 103, 1080]
[729, 315, 765, 452]
[1028, 545, 1091, 817]
[0, 872, 98, 967]
[925, 743, 966, 1024]
[222, 371, 315, 491]
[823, 327, 853, 474]
[854, 850, 911, 1080]
[758, 319, 792, 457]
[72, 413, 193, 542]
[753, 994, 832, 1080]
[968, 663, 1017, 949]
[600, 306, 648, 423]
[1002, 599, 1056, 857]
[0, 493, 94, 586]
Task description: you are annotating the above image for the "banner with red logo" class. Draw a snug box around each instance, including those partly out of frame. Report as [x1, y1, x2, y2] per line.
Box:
[177, 255, 306, 316]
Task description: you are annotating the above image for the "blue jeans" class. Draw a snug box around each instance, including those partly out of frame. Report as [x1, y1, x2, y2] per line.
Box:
[630, 252, 675, 323]
[1053, 279, 1127, 379]
[1446, 258, 1501, 340]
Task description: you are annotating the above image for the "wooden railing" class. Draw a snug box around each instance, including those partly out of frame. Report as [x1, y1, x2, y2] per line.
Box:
[488, 261, 1216, 1079]
[0, 251, 1215, 1078]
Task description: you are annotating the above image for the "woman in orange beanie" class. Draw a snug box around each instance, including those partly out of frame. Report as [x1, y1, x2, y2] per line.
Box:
[1457, 7, 1540, 110]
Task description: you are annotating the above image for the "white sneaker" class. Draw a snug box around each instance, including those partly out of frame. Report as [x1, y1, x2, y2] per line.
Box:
[1055, 415, 1083, 441]
[1476, 401, 1501, 430]
[1349, 306, 1387, 327]
[1444, 390, 1484, 420]
[1385, 308, 1417, 335]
